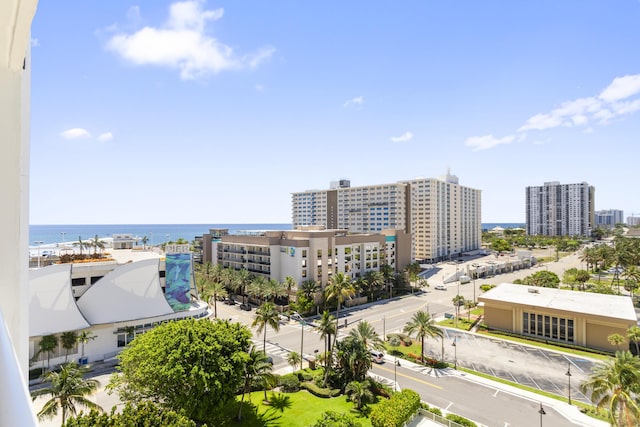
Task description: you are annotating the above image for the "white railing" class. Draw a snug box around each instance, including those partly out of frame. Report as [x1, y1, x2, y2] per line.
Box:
[0, 310, 38, 426]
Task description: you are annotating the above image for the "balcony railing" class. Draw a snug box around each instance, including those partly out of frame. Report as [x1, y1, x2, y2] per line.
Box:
[0, 309, 38, 426]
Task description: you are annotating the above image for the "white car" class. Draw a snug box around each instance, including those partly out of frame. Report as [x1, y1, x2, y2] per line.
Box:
[434, 284, 447, 290]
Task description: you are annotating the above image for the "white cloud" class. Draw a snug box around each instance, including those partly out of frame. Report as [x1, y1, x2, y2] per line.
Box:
[60, 128, 91, 140]
[464, 134, 515, 151]
[105, 1, 274, 80]
[512, 73, 640, 136]
[343, 96, 364, 108]
[390, 131, 414, 143]
[97, 132, 113, 142]
[599, 74, 640, 102]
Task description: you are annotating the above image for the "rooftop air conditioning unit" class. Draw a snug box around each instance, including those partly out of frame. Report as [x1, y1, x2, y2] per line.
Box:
[528, 288, 539, 294]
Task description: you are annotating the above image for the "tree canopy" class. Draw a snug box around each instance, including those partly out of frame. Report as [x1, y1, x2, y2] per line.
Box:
[64, 402, 197, 427]
[109, 318, 251, 424]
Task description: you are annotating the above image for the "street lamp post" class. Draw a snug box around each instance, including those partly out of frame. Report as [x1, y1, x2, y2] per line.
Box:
[566, 363, 572, 405]
[300, 319, 305, 370]
[452, 337, 457, 369]
[61, 232, 66, 244]
[34, 241, 43, 268]
[538, 403, 546, 426]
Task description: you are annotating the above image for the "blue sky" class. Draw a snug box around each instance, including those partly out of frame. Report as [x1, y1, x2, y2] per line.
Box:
[30, 1, 640, 224]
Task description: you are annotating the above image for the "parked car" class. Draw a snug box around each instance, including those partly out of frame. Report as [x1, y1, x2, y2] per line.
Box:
[223, 298, 236, 305]
[434, 284, 447, 290]
[239, 303, 252, 311]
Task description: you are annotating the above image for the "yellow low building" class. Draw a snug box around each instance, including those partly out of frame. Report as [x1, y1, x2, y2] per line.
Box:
[479, 283, 637, 352]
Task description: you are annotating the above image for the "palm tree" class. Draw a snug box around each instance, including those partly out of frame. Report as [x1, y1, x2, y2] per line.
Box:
[364, 270, 384, 301]
[60, 331, 78, 362]
[31, 362, 102, 425]
[265, 278, 286, 304]
[609, 333, 626, 351]
[316, 310, 337, 361]
[380, 264, 395, 296]
[87, 234, 105, 257]
[580, 351, 640, 427]
[201, 280, 227, 319]
[38, 334, 58, 371]
[300, 279, 320, 300]
[237, 347, 275, 421]
[626, 326, 640, 356]
[76, 330, 96, 362]
[284, 276, 296, 304]
[452, 295, 465, 320]
[73, 236, 89, 258]
[403, 311, 443, 363]
[324, 273, 355, 384]
[252, 302, 281, 356]
[249, 275, 269, 305]
[348, 320, 385, 351]
[345, 380, 374, 412]
[234, 268, 252, 304]
[622, 266, 640, 297]
[287, 351, 302, 372]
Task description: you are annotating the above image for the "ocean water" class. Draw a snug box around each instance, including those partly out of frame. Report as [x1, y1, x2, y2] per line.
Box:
[29, 223, 292, 246]
[482, 223, 525, 230]
[30, 222, 525, 246]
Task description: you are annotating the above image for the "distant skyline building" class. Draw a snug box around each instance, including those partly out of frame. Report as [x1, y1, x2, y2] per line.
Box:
[525, 181, 595, 236]
[292, 171, 482, 263]
[594, 209, 624, 228]
[627, 216, 640, 227]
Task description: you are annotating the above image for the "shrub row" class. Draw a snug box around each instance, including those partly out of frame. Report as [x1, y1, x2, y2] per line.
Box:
[445, 414, 478, 427]
[278, 374, 300, 392]
[300, 382, 341, 398]
[370, 389, 420, 427]
[387, 333, 413, 346]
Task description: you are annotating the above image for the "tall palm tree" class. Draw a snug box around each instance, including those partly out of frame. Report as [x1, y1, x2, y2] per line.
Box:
[622, 266, 640, 297]
[234, 268, 252, 304]
[76, 330, 96, 362]
[316, 310, 337, 361]
[73, 236, 89, 258]
[287, 351, 302, 372]
[252, 302, 281, 356]
[237, 347, 275, 421]
[60, 331, 78, 362]
[324, 273, 355, 385]
[580, 351, 640, 427]
[141, 235, 149, 249]
[626, 326, 640, 356]
[249, 275, 269, 306]
[202, 280, 227, 318]
[380, 264, 395, 296]
[364, 270, 384, 301]
[300, 279, 320, 300]
[38, 334, 58, 371]
[348, 320, 385, 351]
[31, 362, 102, 425]
[284, 276, 297, 304]
[265, 278, 286, 303]
[403, 311, 443, 363]
[87, 234, 105, 257]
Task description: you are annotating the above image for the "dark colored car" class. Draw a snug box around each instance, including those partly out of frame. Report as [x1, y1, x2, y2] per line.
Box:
[223, 298, 236, 305]
[239, 303, 251, 311]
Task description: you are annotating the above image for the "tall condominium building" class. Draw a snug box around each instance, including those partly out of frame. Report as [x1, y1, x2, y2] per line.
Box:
[627, 216, 640, 227]
[525, 181, 595, 236]
[292, 171, 482, 263]
[594, 209, 624, 228]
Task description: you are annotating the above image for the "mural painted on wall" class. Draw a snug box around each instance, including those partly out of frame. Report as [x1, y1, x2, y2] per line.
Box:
[165, 253, 192, 311]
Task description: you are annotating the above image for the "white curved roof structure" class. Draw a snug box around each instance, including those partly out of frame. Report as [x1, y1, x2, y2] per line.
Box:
[29, 264, 90, 336]
[77, 258, 173, 324]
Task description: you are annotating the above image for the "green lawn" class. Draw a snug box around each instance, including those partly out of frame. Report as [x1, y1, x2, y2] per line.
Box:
[229, 389, 377, 426]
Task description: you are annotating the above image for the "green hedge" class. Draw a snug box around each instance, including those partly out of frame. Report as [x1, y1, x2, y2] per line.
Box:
[300, 382, 341, 398]
[370, 389, 420, 427]
[278, 373, 300, 392]
[445, 414, 478, 427]
[387, 333, 412, 346]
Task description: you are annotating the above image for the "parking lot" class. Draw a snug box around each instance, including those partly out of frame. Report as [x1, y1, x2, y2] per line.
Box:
[419, 328, 596, 404]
